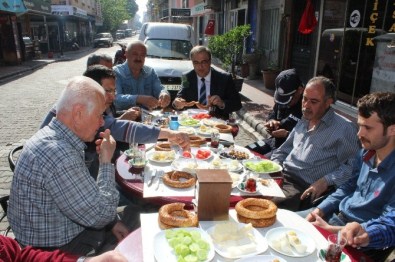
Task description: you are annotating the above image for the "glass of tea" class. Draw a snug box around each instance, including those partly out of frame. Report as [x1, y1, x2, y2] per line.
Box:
[128, 149, 146, 175]
[325, 234, 346, 262]
[210, 131, 220, 149]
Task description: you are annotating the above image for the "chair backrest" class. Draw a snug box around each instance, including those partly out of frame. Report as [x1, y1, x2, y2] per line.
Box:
[1, 145, 23, 236]
[8, 145, 23, 172]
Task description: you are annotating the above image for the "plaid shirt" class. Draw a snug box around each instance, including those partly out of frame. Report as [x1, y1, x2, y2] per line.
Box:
[8, 119, 119, 247]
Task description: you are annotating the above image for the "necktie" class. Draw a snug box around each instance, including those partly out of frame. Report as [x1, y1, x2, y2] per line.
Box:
[199, 78, 207, 105]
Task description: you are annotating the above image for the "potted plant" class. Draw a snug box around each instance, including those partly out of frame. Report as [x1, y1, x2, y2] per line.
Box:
[242, 41, 262, 80]
[208, 24, 251, 91]
[261, 50, 281, 89]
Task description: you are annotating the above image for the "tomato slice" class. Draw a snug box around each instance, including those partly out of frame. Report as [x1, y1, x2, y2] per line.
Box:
[182, 151, 192, 158]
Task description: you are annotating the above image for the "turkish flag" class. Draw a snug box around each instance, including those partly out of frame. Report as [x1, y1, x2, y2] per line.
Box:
[298, 0, 317, 34]
[205, 20, 215, 35]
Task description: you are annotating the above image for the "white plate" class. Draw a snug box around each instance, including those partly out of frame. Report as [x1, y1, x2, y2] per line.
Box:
[196, 126, 217, 137]
[147, 151, 176, 163]
[317, 248, 351, 262]
[219, 145, 255, 160]
[235, 255, 287, 262]
[237, 179, 258, 194]
[153, 227, 215, 262]
[266, 227, 316, 257]
[208, 157, 243, 172]
[242, 159, 283, 174]
[188, 109, 208, 115]
[178, 126, 196, 135]
[207, 224, 268, 259]
[229, 172, 243, 188]
[191, 147, 213, 161]
[171, 158, 208, 173]
[202, 117, 226, 126]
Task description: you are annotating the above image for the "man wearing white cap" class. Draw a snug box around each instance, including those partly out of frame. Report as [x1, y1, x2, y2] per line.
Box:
[246, 68, 304, 155]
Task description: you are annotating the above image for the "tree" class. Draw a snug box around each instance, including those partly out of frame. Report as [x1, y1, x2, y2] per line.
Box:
[99, 0, 138, 32]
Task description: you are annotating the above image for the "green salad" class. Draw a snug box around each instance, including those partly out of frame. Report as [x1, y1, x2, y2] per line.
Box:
[165, 229, 210, 262]
[244, 160, 281, 173]
[179, 118, 200, 126]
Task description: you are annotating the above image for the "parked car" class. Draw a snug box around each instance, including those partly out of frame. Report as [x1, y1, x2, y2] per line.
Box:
[116, 30, 125, 39]
[93, 33, 113, 48]
[139, 22, 195, 102]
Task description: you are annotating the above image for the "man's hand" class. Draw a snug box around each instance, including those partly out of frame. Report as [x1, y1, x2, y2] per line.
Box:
[136, 95, 159, 110]
[264, 120, 281, 132]
[158, 92, 171, 108]
[111, 221, 130, 242]
[306, 208, 324, 222]
[173, 98, 186, 110]
[341, 222, 370, 248]
[208, 95, 225, 109]
[301, 177, 329, 200]
[95, 129, 116, 164]
[167, 131, 190, 152]
[119, 107, 141, 121]
[271, 129, 289, 138]
[310, 212, 341, 233]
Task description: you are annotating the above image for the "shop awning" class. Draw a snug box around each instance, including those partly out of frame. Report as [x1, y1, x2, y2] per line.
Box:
[0, 0, 27, 13]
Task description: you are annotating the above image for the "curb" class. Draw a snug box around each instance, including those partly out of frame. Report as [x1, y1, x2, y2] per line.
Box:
[236, 108, 270, 140]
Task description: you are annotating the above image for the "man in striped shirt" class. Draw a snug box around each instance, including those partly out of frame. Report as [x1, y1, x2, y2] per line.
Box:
[270, 76, 360, 211]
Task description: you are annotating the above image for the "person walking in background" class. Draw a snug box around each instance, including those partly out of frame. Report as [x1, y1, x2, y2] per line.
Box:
[246, 68, 304, 156]
[114, 43, 126, 65]
[114, 40, 171, 111]
[270, 76, 360, 211]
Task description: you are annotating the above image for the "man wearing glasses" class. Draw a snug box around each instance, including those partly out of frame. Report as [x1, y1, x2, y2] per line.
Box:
[173, 45, 242, 119]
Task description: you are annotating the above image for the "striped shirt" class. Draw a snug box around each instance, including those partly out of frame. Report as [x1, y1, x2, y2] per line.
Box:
[363, 210, 395, 249]
[8, 119, 119, 248]
[271, 107, 360, 187]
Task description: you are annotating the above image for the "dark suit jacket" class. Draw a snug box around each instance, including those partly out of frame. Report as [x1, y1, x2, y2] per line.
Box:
[176, 67, 242, 119]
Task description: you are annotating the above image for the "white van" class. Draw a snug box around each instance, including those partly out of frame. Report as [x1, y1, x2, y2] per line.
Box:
[139, 22, 196, 101]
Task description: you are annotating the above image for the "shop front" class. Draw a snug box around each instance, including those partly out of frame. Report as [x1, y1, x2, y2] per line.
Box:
[317, 0, 395, 107]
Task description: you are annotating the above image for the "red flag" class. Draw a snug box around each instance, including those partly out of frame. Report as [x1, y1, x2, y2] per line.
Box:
[205, 20, 215, 35]
[298, 0, 317, 34]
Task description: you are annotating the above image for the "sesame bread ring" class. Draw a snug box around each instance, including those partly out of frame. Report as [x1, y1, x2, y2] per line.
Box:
[163, 171, 196, 188]
[158, 203, 198, 228]
[214, 124, 232, 133]
[155, 142, 172, 151]
[196, 103, 210, 110]
[189, 135, 206, 146]
[236, 213, 276, 228]
[235, 198, 278, 219]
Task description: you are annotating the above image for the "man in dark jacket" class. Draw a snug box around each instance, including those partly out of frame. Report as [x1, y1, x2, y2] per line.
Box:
[172, 45, 242, 119]
[246, 68, 304, 156]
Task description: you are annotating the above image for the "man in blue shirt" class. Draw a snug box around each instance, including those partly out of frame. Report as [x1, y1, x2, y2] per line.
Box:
[270, 76, 360, 210]
[113, 40, 171, 111]
[305, 92, 395, 261]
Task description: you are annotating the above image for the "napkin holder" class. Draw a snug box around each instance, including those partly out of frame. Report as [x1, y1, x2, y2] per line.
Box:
[195, 169, 232, 221]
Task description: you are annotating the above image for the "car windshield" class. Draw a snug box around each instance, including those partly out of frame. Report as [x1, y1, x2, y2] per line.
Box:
[96, 33, 110, 38]
[145, 39, 192, 60]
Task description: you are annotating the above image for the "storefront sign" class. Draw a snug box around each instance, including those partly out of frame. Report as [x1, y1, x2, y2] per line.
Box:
[366, 0, 380, 46]
[23, 0, 51, 14]
[51, 5, 73, 15]
[191, 2, 212, 16]
[0, 0, 27, 13]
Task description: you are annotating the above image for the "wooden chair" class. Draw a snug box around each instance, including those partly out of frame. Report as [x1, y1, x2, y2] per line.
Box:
[1, 145, 23, 236]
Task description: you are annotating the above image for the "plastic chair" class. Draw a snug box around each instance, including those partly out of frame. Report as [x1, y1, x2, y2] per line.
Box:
[8, 145, 23, 172]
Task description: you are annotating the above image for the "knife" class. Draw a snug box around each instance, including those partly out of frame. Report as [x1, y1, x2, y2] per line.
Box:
[148, 170, 157, 187]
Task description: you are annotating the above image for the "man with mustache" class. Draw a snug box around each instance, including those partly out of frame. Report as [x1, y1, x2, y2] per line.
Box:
[270, 76, 360, 211]
[114, 40, 171, 111]
[303, 92, 395, 262]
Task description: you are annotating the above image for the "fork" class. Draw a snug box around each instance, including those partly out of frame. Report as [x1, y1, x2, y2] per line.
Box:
[155, 170, 164, 191]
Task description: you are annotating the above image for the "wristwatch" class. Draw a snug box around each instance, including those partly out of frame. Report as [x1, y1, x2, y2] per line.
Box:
[77, 256, 86, 262]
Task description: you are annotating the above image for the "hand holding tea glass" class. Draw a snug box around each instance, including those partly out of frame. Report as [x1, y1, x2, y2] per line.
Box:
[324, 233, 347, 262]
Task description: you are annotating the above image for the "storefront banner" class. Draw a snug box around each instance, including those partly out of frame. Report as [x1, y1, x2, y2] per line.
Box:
[191, 2, 212, 16]
[0, 0, 27, 13]
[73, 6, 87, 19]
[51, 5, 72, 15]
[23, 0, 51, 14]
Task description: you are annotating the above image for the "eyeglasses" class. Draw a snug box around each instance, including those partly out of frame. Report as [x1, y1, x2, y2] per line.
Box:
[104, 89, 116, 95]
[192, 59, 211, 66]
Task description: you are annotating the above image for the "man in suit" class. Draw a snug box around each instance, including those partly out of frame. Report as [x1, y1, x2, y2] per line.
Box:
[172, 45, 242, 119]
